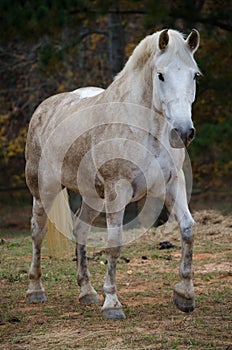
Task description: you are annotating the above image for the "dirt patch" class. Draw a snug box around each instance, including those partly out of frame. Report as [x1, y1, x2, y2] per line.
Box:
[0, 209, 232, 350]
[193, 209, 232, 235]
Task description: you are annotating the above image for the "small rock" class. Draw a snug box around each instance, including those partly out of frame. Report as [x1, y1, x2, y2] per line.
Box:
[142, 255, 148, 260]
[9, 317, 20, 324]
[93, 250, 105, 258]
[165, 255, 172, 261]
[158, 241, 176, 250]
[120, 256, 130, 263]
[87, 256, 95, 261]
[16, 268, 27, 274]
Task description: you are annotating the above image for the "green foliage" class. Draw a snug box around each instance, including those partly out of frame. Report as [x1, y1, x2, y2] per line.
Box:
[0, 0, 232, 191]
[0, 0, 85, 41]
[144, 0, 169, 27]
[191, 117, 232, 164]
[190, 117, 232, 189]
[38, 44, 66, 73]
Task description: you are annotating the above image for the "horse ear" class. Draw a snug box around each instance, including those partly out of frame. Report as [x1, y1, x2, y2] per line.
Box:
[186, 29, 200, 54]
[159, 29, 169, 51]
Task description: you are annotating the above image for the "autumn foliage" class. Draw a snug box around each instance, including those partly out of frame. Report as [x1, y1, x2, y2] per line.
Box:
[0, 0, 231, 192]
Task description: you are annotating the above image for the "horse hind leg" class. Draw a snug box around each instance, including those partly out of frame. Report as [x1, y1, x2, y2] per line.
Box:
[27, 197, 48, 303]
[74, 199, 102, 306]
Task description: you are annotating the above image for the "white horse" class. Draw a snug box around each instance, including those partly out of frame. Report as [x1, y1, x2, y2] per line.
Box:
[25, 29, 201, 320]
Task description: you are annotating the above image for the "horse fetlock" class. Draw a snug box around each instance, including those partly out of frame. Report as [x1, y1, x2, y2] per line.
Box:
[79, 293, 99, 306]
[28, 276, 43, 289]
[79, 283, 99, 305]
[29, 269, 41, 281]
[77, 273, 91, 287]
[103, 285, 117, 295]
[180, 265, 193, 279]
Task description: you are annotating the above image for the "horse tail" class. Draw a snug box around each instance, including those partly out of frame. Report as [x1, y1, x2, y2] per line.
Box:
[46, 189, 75, 258]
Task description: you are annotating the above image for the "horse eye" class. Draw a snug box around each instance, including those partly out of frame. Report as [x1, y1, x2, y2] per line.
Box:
[158, 73, 164, 82]
[194, 72, 200, 80]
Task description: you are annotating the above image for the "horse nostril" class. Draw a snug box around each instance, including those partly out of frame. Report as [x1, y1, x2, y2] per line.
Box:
[170, 127, 195, 148]
[170, 128, 184, 148]
[188, 128, 195, 141]
[170, 128, 179, 138]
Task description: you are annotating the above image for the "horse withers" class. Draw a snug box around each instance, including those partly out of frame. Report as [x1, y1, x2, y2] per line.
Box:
[25, 29, 200, 320]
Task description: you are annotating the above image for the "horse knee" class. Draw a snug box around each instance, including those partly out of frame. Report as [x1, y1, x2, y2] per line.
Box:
[180, 215, 194, 242]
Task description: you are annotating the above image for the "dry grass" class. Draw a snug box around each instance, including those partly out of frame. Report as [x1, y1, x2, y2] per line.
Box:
[0, 210, 232, 349]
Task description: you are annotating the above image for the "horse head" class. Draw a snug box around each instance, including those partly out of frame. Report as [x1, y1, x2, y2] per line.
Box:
[153, 29, 201, 148]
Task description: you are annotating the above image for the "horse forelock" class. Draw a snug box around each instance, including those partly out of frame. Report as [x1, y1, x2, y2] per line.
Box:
[156, 30, 199, 71]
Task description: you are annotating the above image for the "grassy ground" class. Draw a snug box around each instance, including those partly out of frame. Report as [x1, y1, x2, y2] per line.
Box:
[0, 208, 232, 349]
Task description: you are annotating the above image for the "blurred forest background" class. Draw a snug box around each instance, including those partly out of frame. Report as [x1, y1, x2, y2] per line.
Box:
[0, 0, 231, 205]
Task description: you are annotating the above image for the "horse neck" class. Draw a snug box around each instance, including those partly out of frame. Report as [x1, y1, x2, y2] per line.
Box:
[109, 64, 153, 109]
[104, 64, 171, 141]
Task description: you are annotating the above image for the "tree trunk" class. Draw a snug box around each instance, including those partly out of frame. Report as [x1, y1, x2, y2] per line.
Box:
[108, 3, 125, 78]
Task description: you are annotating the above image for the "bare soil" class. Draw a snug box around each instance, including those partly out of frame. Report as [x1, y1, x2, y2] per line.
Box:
[0, 205, 231, 349]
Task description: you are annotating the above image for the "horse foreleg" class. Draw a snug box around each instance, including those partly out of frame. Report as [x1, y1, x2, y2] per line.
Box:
[102, 209, 126, 320]
[74, 200, 101, 306]
[27, 198, 47, 303]
[165, 172, 195, 313]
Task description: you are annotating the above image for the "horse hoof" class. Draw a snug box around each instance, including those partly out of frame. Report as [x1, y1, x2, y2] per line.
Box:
[79, 294, 100, 306]
[102, 308, 126, 320]
[174, 291, 195, 313]
[27, 291, 47, 303]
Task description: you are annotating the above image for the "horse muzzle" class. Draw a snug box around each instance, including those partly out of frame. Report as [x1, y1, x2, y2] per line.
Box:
[169, 127, 195, 148]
